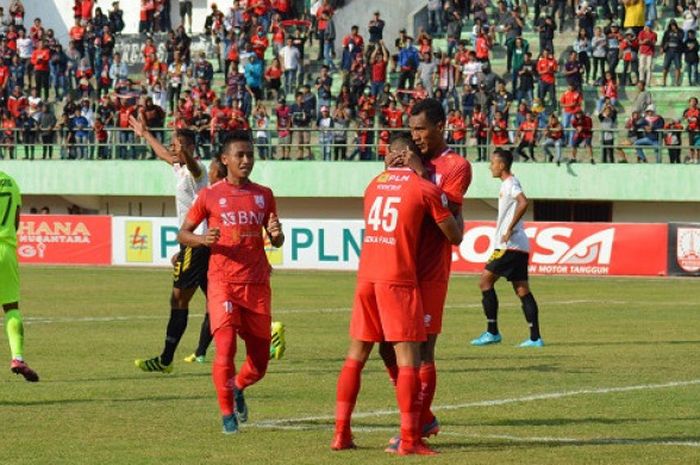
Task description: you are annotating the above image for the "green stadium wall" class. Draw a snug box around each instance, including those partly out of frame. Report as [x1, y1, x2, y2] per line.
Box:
[4, 161, 700, 202]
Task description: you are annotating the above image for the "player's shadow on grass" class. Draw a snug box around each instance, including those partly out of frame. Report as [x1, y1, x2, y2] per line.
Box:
[437, 435, 700, 451]
[472, 417, 649, 427]
[0, 394, 211, 407]
[555, 340, 700, 347]
[441, 363, 563, 374]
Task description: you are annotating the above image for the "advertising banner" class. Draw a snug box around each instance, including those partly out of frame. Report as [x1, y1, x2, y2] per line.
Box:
[112, 217, 181, 267]
[109, 217, 668, 276]
[17, 215, 112, 265]
[667, 223, 700, 276]
[452, 222, 668, 276]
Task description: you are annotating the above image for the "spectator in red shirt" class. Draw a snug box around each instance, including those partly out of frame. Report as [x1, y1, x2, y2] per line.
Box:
[515, 111, 538, 161]
[471, 104, 489, 161]
[683, 97, 699, 163]
[570, 110, 594, 164]
[8, 85, 27, 118]
[560, 83, 583, 145]
[369, 41, 389, 97]
[117, 98, 135, 159]
[31, 40, 50, 100]
[490, 110, 509, 146]
[536, 48, 558, 109]
[638, 21, 657, 86]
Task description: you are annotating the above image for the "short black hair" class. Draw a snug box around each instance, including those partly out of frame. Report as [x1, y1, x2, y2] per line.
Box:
[389, 132, 419, 153]
[220, 130, 253, 155]
[175, 128, 196, 145]
[410, 98, 446, 125]
[493, 148, 514, 170]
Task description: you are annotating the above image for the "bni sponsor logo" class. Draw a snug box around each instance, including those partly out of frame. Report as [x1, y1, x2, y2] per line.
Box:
[125, 221, 153, 263]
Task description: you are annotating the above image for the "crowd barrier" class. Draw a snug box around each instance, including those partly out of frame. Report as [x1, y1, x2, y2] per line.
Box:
[16, 215, 700, 277]
[1, 126, 698, 162]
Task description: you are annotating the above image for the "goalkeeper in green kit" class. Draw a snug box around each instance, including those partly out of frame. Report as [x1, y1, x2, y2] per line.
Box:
[0, 171, 39, 382]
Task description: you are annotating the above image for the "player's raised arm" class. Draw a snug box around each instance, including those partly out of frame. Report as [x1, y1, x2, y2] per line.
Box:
[129, 115, 175, 165]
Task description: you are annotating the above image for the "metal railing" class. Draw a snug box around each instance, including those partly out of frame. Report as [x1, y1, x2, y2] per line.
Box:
[0, 126, 696, 163]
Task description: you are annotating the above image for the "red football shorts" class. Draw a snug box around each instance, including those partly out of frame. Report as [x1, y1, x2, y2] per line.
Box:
[208, 281, 272, 339]
[420, 280, 448, 335]
[349, 280, 426, 343]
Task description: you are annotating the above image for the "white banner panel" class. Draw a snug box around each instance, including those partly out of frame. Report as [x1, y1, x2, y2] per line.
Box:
[111, 217, 365, 269]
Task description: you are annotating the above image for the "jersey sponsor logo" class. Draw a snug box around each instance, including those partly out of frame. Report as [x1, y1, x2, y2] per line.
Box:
[220, 211, 265, 226]
[676, 227, 700, 272]
[377, 173, 411, 183]
[125, 221, 153, 263]
[254, 195, 265, 209]
[219, 198, 227, 207]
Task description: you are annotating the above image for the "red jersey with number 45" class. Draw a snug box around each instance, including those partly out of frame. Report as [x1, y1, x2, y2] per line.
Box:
[187, 180, 277, 284]
[358, 168, 452, 285]
[418, 149, 472, 283]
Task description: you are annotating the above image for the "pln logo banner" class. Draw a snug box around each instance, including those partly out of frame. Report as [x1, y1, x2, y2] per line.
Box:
[125, 221, 153, 263]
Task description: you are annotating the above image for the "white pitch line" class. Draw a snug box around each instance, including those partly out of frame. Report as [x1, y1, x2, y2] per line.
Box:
[255, 379, 700, 426]
[6, 299, 698, 326]
[250, 423, 700, 448]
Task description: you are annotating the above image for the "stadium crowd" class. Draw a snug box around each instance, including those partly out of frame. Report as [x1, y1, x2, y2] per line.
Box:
[0, 0, 698, 163]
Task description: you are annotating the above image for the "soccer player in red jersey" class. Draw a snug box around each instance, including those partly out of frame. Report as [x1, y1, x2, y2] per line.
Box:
[332, 134, 463, 456]
[379, 98, 472, 444]
[178, 131, 284, 434]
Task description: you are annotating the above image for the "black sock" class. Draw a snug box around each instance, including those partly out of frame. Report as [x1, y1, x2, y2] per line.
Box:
[195, 312, 213, 357]
[520, 293, 541, 341]
[482, 288, 499, 335]
[160, 308, 189, 365]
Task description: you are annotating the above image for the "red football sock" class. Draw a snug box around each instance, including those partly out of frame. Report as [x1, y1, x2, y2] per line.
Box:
[396, 366, 421, 448]
[235, 334, 270, 391]
[386, 364, 399, 387]
[334, 358, 364, 434]
[419, 362, 437, 427]
[212, 326, 237, 416]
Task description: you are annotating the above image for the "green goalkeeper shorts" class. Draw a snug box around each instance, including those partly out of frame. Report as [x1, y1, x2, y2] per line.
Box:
[0, 244, 19, 305]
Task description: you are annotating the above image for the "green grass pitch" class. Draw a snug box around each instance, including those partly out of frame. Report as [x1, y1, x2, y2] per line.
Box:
[2, 266, 699, 464]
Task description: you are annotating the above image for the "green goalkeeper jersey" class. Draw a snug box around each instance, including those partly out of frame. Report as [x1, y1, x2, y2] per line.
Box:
[0, 171, 21, 248]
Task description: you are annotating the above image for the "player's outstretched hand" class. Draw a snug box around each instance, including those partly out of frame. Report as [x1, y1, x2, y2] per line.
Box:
[267, 213, 282, 239]
[203, 227, 221, 246]
[129, 115, 147, 137]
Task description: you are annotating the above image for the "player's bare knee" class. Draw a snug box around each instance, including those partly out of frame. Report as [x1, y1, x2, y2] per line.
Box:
[512, 281, 530, 297]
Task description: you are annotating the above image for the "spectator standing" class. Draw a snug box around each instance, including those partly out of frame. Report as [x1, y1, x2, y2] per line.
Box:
[290, 92, 311, 159]
[316, 105, 333, 161]
[37, 102, 56, 159]
[591, 27, 607, 82]
[683, 97, 699, 163]
[536, 48, 558, 109]
[369, 41, 388, 98]
[598, 102, 618, 163]
[620, 28, 639, 86]
[332, 104, 350, 160]
[31, 40, 50, 100]
[637, 21, 657, 86]
[684, 30, 699, 86]
[661, 20, 684, 86]
[631, 80, 653, 114]
[70, 106, 89, 159]
[279, 37, 300, 96]
[664, 118, 683, 163]
[397, 36, 419, 93]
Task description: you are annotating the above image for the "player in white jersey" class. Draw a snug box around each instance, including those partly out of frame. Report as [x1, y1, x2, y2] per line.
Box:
[471, 148, 544, 348]
[129, 117, 216, 372]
